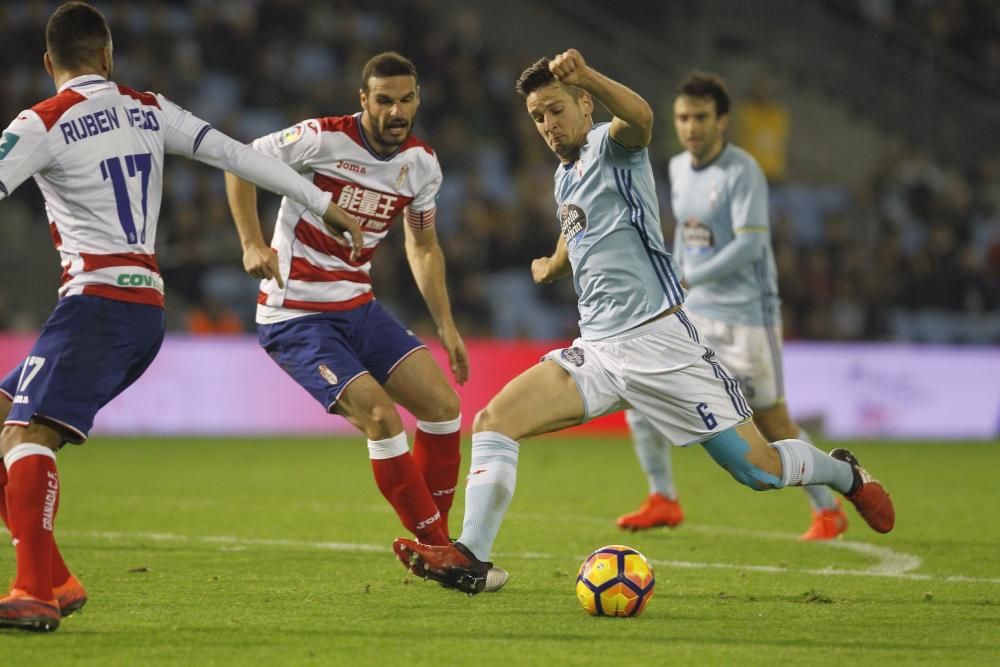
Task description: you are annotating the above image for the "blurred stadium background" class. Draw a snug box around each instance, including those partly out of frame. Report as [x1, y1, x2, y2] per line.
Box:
[1, 0, 998, 439]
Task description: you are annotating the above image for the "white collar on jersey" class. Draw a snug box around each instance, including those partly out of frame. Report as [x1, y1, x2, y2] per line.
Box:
[58, 74, 110, 93]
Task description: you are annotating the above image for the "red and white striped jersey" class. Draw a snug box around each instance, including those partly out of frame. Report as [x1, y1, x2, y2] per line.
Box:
[250, 113, 442, 323]
[0, 75, 334, 309]
[0, 75, 216, 307]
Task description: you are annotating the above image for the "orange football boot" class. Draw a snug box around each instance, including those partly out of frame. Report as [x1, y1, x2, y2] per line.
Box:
[0, 589, 60, 632]
[54, 575, 88, 617]
[616, 492, 684, 531]
[800, 500, 849, 541]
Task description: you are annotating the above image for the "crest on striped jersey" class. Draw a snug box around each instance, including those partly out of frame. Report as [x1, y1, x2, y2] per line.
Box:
[396, 164, 410, 190]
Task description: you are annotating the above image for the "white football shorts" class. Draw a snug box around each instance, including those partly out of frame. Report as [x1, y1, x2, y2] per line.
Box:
[685, 311, 785, 410]
[543, 310, 753, 447]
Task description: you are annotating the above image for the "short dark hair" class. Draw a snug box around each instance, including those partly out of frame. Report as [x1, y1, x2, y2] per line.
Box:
[515, 57, 557, 98]
[46, 2, 111, 70]
[361, 52, 417, 90]
[676, 71, 730, 117]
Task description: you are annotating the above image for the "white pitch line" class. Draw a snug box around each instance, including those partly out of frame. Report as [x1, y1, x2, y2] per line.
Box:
[685, 524, 924, 576]
[515, 512, 924, 578]
[62, 528, 1000, 586]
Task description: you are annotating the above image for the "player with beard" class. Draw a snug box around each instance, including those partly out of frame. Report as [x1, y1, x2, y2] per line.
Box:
[225, 52, 507, 589]
[391, 50, 895, 594]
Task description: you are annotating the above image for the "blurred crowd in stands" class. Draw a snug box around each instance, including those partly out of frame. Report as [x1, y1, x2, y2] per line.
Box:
[0, 0, 996, 344]
[834, 0, 1000, 93]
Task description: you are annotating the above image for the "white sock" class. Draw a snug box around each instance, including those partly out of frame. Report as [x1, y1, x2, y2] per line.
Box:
[366, 432, 409, 459]
[457, 431, 519, 562]
[771, 438, 854, 494]
[795, 429, 839, 510]
[4, 442, 57, 469]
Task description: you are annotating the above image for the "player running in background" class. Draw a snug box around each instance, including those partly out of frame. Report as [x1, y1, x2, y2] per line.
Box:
[616, 72, 849, 541]
[225, 52, 486, 580]
[393, 49, 894, 594]
[0, 1, 362, 632]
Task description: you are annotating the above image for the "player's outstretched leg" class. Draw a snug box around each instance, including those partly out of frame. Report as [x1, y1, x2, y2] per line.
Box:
[770, 436, 894, 533]
[703, 424, 894, 534]
[829, 449, 894, 534]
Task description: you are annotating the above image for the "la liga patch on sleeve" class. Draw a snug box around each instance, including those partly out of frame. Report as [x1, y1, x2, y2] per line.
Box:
[277, 124, 305, 147]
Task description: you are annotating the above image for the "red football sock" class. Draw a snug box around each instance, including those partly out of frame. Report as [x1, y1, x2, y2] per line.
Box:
[412, 417, 462, 536]
[368, 433, 448, 545]
[4, 444, 59, 600]
[1, 459, 72, 589]
[0, 459, 8, 528]
[49, 487, 71, 588]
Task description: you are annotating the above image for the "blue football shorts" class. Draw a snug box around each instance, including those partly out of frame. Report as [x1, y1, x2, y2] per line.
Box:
[0, 295, 165, 443]
[256, 300, 425, 412]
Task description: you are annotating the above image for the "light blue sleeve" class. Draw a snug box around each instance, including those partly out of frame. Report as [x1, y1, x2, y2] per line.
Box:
[602, 126, 646, 167]
[730, 159, 770, 232]
[682, 230, 766, 287]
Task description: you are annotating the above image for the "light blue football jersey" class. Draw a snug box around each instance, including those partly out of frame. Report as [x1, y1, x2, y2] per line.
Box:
[669, 143, 780, 326]
[554, 122, 683, 340]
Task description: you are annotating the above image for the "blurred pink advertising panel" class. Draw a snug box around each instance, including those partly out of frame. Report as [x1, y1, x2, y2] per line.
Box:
[1, 336, 997, 439]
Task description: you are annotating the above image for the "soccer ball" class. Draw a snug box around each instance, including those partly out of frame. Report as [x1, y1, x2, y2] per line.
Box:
[575, 544, 655, 617]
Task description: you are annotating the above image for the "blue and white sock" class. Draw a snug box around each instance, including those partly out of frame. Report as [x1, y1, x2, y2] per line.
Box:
[771, 437, 854, 495]
[627, 410, 677, 499]
[795, 429, 840, 510]
[457, 431, 519, 562]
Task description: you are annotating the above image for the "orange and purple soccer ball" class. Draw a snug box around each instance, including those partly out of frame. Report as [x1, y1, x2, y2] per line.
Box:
[575, 544, 655, 617]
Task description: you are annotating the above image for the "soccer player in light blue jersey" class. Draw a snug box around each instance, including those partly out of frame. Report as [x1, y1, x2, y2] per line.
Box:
[392, 50, 894, 594]
[617, 72, 850, 541]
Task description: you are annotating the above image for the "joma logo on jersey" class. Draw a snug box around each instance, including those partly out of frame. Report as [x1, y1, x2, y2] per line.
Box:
[335, 160, 367, 174]
[116, 273, 164, 290]
[337, 184, 399, 221]
[560, 203, 587, 246]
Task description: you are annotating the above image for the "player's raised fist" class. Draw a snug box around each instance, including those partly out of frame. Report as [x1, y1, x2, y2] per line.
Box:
[532, 257, 552, 284]
[549, 49, 589, 86]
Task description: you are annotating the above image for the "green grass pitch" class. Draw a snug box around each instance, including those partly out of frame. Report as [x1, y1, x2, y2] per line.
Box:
[2, 436, 999, 665]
